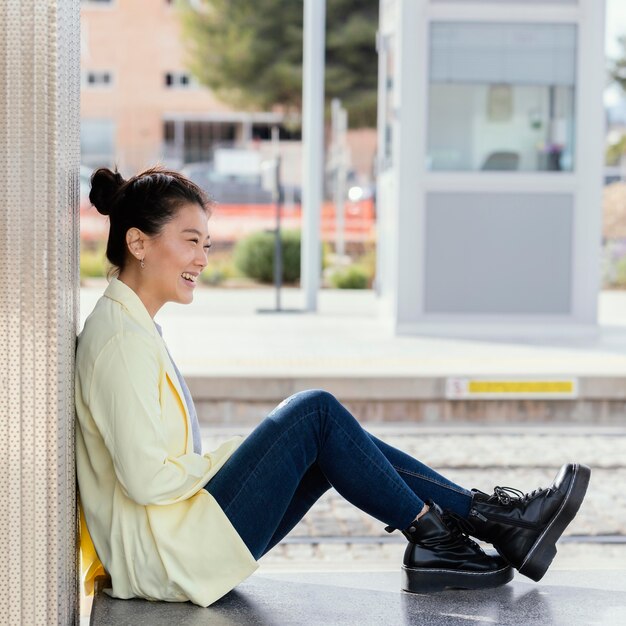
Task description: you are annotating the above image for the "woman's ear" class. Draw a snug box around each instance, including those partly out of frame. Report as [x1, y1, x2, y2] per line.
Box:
[125, 227, 146, 260]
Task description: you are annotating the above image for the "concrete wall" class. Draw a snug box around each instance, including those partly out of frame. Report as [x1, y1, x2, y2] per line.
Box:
[188, 376, 626, 426]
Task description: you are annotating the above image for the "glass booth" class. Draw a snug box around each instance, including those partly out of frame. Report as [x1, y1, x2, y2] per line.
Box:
[376, 0, 604, 335]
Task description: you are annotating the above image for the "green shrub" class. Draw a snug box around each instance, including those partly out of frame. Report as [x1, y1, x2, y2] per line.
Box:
[80, 243, 107, 278]
[356, 247, 376, 286]
[233, 230, 304, 284]
[615, 256, 626, 288]
[603, 240, 626, 288]
[199, 256, 240, 286]
[329, 265, 369, 289]
[321, 241, 332, 271]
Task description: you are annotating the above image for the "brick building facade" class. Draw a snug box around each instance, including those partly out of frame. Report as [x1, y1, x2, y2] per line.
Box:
[80, 0, 376, 182]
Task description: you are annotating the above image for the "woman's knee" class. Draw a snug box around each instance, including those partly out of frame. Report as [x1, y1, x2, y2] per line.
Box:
[293, 389, 340, 416]
[267, 389, 337, 420]
[297, 389, 336, 405]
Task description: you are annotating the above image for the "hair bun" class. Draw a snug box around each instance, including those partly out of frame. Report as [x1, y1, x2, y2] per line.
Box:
[89, 168, 126, 216]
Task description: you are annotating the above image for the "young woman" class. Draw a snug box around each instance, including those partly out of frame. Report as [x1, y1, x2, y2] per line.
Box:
[75, 166, 591, 608]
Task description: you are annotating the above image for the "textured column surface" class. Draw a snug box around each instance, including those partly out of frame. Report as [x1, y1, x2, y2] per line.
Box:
[0, 1, 80, 625]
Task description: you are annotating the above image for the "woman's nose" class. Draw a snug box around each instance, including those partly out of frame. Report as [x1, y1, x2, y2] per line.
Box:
[197, 248, 209, 268]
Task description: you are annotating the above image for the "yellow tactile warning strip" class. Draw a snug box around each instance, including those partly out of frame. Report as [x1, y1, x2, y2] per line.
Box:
[468, 381, 575, 394]
[446, 378, 578, 399]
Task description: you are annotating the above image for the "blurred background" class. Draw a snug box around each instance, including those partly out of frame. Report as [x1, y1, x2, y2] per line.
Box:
[77, 0, 626, 609]
[78, 1, 626, 295]
[77, 1, 626, 300]
[3, 3, 624, 623]
[79, 0, 378, 290]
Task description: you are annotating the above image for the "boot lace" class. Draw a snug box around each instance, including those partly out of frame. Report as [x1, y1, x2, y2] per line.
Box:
[492, 485, 544, 506]
[442, 510, 482, 551]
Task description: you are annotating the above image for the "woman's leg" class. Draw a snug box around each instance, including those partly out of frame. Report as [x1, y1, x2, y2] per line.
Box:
[366, 432, 472, 518]
[204, 389, 425, 558]
[205, 389, 475, 558]
[261, 462, 330, 555]
[212, 390, 587, 587]
[260, 436, 472, 555]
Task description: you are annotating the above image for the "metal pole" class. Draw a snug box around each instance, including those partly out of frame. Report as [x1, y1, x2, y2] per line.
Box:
[301, 0, 326, 311]
[336, 106, 347, 259]
[331, 99, 348, 259]
[274, 158, 283, 311]
[258, 136, 300, 314]
[272, 127, 282, 311]
[331, 99, 341, 258]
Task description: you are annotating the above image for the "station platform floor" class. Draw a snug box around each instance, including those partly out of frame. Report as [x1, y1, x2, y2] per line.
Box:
[89, 569, 626, 625]
[79, 283, 626, 379]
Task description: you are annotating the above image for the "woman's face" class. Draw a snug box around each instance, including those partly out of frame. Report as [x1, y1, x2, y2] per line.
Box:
[140, 202, 211, 311]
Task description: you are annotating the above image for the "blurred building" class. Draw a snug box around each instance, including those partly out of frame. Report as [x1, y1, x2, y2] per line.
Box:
[80, 0, 296, 174]
[80, 0, 376, 183]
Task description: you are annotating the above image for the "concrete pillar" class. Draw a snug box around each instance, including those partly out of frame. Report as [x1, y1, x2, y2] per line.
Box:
[301, 0, 325, 311]
[0, 1, 80, 624]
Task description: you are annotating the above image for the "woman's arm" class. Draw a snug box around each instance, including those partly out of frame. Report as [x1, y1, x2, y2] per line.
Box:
[88, 331, 212, 506]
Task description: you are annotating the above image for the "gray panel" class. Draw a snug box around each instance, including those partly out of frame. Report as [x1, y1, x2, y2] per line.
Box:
[430, 23, 577, 86]
[424, 193, 573, 315]
[0, 1, 80, 624]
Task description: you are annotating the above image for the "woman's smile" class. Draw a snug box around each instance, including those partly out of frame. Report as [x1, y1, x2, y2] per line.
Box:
[180, 271, 198, 287]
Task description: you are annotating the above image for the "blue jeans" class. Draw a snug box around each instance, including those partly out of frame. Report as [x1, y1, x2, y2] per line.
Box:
[204, 389, 472, 560]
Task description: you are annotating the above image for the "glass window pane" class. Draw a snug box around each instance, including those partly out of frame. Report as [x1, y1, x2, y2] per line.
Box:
[81, 118, 115, 167]
[427, 23, 577, 173]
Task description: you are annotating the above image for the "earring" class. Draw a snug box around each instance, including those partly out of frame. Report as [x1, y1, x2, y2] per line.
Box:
[140, 257, 145, 269]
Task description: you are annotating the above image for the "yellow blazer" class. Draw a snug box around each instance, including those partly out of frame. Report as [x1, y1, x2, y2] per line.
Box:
[75, 276, 258, 606]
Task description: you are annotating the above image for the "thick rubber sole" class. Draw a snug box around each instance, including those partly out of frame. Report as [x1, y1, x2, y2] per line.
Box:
[401, 564, 514, 594]
[518, 463, 591, 582]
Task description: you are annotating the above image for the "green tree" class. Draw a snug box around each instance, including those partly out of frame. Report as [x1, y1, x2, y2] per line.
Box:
[608, 36, 626, 165]
[178, 0, 378, 128]
[606, 135, 626, 166]
[610, 36, 626, 94]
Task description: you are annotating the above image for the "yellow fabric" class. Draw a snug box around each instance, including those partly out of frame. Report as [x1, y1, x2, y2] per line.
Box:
[79, 495, 105, 596]
[75, 276, 258, 607]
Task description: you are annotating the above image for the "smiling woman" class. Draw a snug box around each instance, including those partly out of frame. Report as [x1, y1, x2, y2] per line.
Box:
[114, 204, 212, 317]
[76, 165, 591, 609]
[76, 166, 261, 605]
[88, 166, 212, 316]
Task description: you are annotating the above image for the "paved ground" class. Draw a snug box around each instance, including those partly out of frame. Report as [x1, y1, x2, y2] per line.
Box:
[80, 283, 626, 377]
[90, 570, 626, 626]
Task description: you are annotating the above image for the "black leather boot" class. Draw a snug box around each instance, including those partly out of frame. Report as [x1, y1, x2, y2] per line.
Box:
[386, 501, 513, 593]
[467, 463, 591, 582]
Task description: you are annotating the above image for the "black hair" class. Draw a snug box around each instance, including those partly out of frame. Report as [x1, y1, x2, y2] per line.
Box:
[89, 165, 212, 279]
